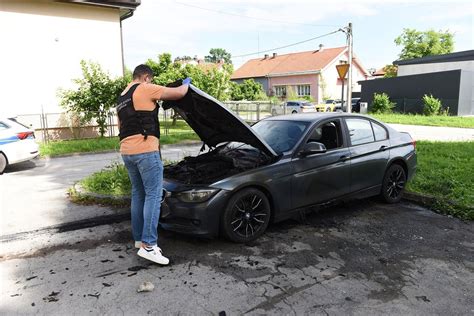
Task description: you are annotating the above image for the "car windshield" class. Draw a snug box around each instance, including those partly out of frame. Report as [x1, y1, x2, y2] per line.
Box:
[325, 100, 333, 104]
[251, 120, 310, 154]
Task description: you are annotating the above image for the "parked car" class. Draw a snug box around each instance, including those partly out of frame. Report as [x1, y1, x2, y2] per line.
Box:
[161, 84, 417, 243]
[0, 117, 39, 174]
[315, 99, 338, 112]
[271, 100, 316, 115]
[351, 97, 361, 113]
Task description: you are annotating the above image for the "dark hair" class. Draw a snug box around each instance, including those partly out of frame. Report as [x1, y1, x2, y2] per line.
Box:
[133, 64, 154, 79]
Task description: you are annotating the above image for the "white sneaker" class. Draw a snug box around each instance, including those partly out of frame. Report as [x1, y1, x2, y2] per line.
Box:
[137, 245, 169, 265]
[134, 241, 142, 249]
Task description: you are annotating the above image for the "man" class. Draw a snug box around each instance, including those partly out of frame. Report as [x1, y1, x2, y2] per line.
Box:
[117, 64, 190, 265]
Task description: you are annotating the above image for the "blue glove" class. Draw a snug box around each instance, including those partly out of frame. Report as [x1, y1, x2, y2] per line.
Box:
[182, 77, 192, 85]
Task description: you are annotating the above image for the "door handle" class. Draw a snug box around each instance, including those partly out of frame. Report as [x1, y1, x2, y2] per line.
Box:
[339, 155, 349, 162]
[379, 145, 388, 151]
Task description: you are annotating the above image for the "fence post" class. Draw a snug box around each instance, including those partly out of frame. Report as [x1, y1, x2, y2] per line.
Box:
[256, 103, 260, 121]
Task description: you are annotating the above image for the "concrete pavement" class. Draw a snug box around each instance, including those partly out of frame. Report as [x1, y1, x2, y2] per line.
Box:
[1, 201, 472, 315]
[0, 143, 201, 236]
[388, 124, 474, 141]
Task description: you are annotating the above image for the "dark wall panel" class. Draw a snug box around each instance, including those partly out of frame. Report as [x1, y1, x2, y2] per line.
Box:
[359, 70, 461, 114]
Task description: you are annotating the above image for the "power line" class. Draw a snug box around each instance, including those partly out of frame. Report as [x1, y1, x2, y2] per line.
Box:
[173, 1, 340, 28]
[232, 29, 343, 58]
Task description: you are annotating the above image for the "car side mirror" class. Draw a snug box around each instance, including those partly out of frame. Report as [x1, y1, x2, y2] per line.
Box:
[300, 142, 327, 156]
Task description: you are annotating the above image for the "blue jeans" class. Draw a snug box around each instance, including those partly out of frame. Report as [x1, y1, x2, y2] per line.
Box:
[122, 151, 163, 246]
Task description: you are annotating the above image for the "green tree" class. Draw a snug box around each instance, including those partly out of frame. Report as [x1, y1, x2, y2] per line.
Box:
[383, 64, 398, 78]
[58, 60, 130, 137]
[145, 53, 173, 79]
[205, 48, 232, 64]
[230, 79, 265, 101]
[394, 28, 454, 60]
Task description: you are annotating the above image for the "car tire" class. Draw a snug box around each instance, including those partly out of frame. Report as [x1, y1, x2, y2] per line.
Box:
[381, 164, 406, 203]
[0, 153, 7, 175]
[221, 188, 271, 243]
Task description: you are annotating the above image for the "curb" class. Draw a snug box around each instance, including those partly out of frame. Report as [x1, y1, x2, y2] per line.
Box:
[402, 191, 438, 207]
[72, 183, 131, 204]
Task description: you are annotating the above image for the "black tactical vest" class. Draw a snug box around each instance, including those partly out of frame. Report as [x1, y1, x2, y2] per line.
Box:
[116, 83, 160, 141]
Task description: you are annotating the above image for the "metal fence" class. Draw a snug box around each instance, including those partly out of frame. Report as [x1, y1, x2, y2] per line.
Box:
[16, 101, 276, 143]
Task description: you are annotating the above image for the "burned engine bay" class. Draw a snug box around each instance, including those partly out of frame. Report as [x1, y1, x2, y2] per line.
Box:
[164, 144, 275, 185]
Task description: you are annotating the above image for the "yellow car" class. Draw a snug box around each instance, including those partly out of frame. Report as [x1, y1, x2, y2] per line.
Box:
[315, 99, 342, 112]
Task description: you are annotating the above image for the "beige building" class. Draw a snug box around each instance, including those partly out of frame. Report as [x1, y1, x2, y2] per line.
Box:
[0, 0, 140, 117]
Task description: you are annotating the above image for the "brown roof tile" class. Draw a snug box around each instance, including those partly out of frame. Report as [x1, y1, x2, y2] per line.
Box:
[232, 47, 347, 79]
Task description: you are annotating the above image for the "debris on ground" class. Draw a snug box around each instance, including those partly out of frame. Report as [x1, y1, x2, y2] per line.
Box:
[137, 281, 154, 293]
[43, 291, 60, 302]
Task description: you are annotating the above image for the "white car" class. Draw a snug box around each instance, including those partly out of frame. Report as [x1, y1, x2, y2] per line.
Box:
[0, 117, 39, 174]
[271, 101, 316, 115]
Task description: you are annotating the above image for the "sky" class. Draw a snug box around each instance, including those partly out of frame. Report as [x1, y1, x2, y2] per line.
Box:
[122, 0, 473, 71]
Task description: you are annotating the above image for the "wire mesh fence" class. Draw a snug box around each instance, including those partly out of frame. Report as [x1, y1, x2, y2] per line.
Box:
[385, 98, 457, 115]
[16, 101, 276, 143]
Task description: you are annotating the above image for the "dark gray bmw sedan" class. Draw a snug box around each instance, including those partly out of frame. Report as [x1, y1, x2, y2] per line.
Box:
[161, 85, 417, 243]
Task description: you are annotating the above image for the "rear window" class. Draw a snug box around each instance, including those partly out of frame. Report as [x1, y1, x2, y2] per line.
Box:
[372, 121, 388, 141]
[346, 118, 375, 145]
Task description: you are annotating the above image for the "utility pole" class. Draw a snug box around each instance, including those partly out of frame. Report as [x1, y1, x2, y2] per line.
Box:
[346, 22, 353, 113]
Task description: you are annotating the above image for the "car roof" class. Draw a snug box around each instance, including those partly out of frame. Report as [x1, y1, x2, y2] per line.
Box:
[264, 112, 375, 123]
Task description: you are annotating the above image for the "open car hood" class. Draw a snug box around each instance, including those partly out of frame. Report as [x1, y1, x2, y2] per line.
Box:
[162, 83, 277, 157]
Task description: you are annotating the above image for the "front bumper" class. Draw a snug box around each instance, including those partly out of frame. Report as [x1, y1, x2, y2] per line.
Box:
[159, 189, 232, 238]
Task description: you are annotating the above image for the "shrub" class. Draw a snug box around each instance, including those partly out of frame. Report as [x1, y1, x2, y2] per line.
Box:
[422, 94, 442, 116]
[370, 93, 395, 113]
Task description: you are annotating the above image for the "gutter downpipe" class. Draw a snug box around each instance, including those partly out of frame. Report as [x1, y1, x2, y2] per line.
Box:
[120, 10, 134, 76]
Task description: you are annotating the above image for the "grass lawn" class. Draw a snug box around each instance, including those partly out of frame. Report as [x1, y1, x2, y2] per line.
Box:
[407, 141, 473, 220]
[40, 120, 198, 157]
[369, 113, 474, 128]
[77, 141, 473, 220]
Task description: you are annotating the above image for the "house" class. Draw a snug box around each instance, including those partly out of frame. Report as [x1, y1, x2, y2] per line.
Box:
[0, 0, 140, 118]
[231, 45, 371, 103]
[359, 50, 474, 116]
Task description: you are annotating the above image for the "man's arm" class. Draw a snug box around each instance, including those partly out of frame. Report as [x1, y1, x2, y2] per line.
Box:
[160, 84, 189, 101]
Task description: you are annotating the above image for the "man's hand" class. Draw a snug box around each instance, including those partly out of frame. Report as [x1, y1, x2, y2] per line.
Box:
[182, 77, 192, 85]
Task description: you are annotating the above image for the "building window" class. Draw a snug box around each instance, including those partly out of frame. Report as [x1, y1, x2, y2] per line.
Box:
[296, 85, 310, 96]
[274, 86, 286, 97]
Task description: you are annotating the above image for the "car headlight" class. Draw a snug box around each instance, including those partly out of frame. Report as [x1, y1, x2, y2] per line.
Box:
[176, 189, 219, 203]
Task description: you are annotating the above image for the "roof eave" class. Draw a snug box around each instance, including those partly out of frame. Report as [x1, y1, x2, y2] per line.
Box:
[267, 70, 321, 77]
[56, 0, 141, 10]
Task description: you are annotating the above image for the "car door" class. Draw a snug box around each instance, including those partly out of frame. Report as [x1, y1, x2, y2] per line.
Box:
[291, 118, 351, 208]
[344, 118, 390, 193]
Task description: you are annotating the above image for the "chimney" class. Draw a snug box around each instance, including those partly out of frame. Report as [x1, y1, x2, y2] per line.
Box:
[319, 44, 324, 52]
[264, 54, 269, 59]
[272, 53, 277, 58]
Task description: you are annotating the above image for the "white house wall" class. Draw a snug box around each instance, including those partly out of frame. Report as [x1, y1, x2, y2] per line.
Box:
[398, 61, 474, 76]
[458, 70, 474, 116]
[320, 52, 367, 103]
[0, 1, 123, 117]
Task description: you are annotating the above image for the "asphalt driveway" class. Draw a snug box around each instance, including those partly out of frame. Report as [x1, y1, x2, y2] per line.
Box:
[1, 200, 472, 315]
[0, 144, 201, 235]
